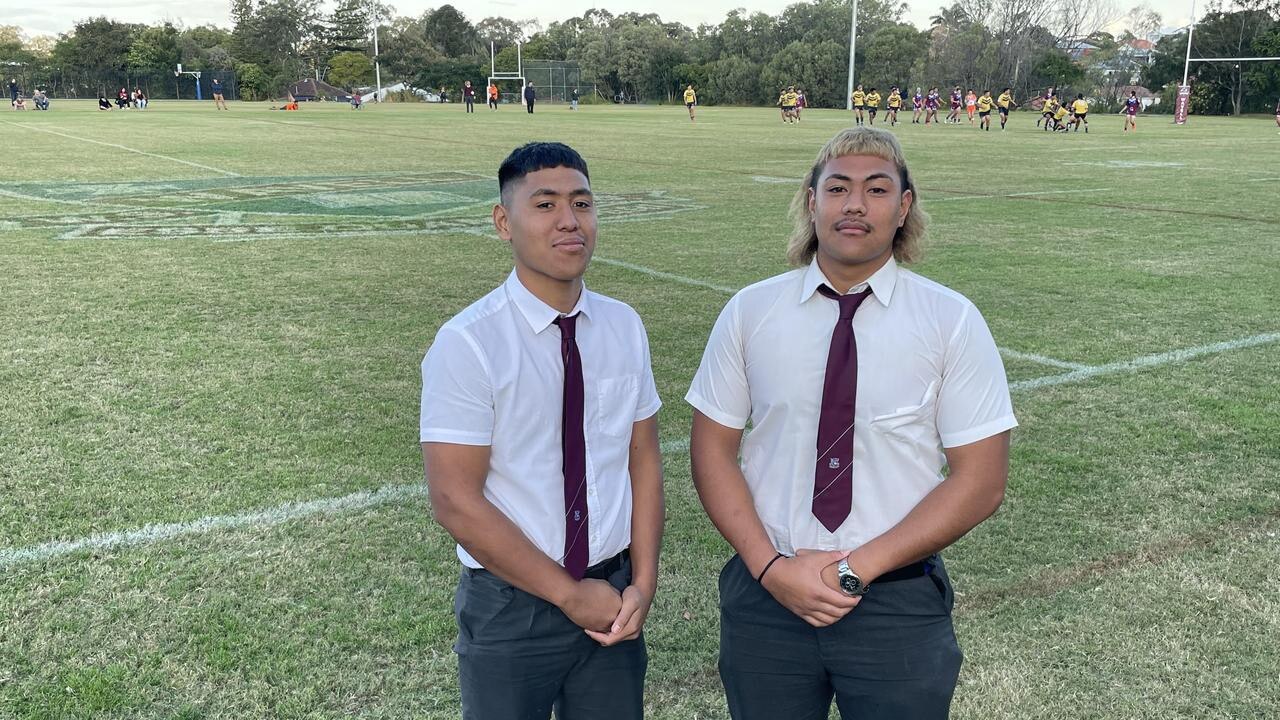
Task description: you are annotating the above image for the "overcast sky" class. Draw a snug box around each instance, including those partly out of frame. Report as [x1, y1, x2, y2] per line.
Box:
[4, 0, 1196, 41]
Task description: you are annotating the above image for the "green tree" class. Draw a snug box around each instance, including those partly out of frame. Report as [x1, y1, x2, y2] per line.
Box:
[861, 24, 927, 92]
[761, 39, 847, 107]
[236, 61, 267, 100]
[705, 55, 762, 104]
[328, 50, 373, 88]
[127, 24, 179, 74]
[424, 5, 481, 58]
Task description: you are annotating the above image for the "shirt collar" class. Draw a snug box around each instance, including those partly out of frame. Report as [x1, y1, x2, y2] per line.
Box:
[504, 269, 592, 334]
[800, 256, 898, 308]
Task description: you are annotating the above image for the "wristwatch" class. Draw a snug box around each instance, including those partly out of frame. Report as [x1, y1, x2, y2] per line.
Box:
[837, 558, 868, 597]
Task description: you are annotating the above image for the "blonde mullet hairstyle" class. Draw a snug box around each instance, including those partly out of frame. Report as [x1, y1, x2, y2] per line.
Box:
[786, 127, 928, 267]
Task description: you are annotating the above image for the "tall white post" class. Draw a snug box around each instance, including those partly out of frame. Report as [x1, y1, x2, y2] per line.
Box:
[845, 0, 859, 111]
[1181, 0, 1196, 87]
[373, 21, 382, 101]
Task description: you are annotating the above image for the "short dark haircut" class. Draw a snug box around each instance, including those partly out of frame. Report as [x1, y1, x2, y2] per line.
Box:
[497, 142, 590, 200]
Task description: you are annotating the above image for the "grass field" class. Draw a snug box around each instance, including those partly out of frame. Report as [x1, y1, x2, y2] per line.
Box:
[1, 99, 1278, 719]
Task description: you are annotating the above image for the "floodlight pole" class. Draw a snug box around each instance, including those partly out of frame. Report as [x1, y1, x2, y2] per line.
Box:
[846, 0, 859, 111]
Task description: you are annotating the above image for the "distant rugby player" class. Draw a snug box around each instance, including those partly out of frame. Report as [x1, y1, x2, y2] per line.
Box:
[1071, 94, 1089, 133]
[851, 84, 866, 126]
[997, 88, 1014, 131]
[1037, 87, 1054, 127]
[886, 86, 901, 126]
[1123, 90, 1140, 132]
[976, 90, 994, 131]
[864, 87, 881, 126]
[912, 87, 924, 124]
[684, 84, 697, 123]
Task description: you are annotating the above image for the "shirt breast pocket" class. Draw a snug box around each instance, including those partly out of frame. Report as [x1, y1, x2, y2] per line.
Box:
[596, 374, 640, 439]
[869, 381, 939, 445]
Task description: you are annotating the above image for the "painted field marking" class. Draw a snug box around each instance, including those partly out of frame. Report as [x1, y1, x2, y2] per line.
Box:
[2, 122, 242, 177]
[3, 329, 1273, 570]
[999, 348, 1092, 371]
[593, 257, 738, 294]
[0, 484, 427, 570]
[928, 187, 1113, 203]
[1010, 332, 1280, 391]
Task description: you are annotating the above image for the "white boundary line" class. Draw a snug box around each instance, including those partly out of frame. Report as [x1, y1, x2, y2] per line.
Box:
[593, 257, 738, 294]
[999, 348, 1092, 371]
[927, 187, 1113, 203]
[1009, 332, 1280, 391]
[1, 121, 242, 178]
[4, 330, 1274, 570]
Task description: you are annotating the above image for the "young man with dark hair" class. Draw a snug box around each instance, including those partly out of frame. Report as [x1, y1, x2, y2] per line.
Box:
[1072, 93, 1089, 132]
[462, 80, 475, 113]
[687, 126, 1016, 720]
[977, 89, 994, 131]
[421, 141, 664, 720]
[488, 81, 499, 110]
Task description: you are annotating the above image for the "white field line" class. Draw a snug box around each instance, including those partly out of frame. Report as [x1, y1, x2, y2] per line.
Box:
[928, 187, 1113, 202]
[1009, 332, 1280, 392]
[593, 257, 738, 294]
[0, 484, 428, 570]
[1243, 177, 1280, 183]
[2, 122, 242, 178]
[5, 330, 1274, 569]
[999, 348, 1092, 371]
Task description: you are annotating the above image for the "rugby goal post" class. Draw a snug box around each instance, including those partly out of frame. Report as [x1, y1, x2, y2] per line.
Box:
[489, 41, 525, 105]
[1175, 0, 1280, 124]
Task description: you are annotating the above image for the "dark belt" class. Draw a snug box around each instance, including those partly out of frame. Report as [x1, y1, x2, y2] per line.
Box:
[583, 549, 629, 580]
[464, 549, 629, 581]
[874, 556, 936, 583]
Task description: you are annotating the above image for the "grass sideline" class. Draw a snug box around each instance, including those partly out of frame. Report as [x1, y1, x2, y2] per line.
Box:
[1, 100, 1278, 719]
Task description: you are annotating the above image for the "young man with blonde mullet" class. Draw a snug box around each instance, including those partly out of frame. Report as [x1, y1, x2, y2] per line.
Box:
[421, 142, 664, 719]
[687, 127, 1017, 719]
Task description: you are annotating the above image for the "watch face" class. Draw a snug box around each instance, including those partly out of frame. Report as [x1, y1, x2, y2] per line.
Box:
[839, 573, 864, 596]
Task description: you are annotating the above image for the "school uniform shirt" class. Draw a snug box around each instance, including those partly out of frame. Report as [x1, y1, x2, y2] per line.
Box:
[686, 258, 1017, 555]
[421, 270, 662, 569]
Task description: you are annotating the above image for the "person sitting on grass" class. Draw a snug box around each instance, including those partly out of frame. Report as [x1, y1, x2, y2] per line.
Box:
[33, 89, 49, 110]
[12, 95, 25, 110]
[98, 94, 113, 110]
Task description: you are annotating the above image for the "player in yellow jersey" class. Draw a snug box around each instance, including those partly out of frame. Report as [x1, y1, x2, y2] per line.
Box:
[864, 88, 881, 125]
[886, 86, 902, 126]
[997, 87, 1014, 131]
[1052, 101, 1070, 132]
[851, 84, 866, 125]
[976, 90, 995, 131]
[684, 84, 697, 123]
[779, 86, 799, 124]
[1071, 94, 1089, 133]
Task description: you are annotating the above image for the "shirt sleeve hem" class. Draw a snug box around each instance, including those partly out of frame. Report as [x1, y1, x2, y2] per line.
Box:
[684, 391, 748, 430]
[635, 399, 663, 423]
[419, 429, 493, 445]
[940, 415, 1018, 448]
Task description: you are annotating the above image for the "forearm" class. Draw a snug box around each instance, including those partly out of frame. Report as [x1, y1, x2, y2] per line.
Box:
[690, 432, 777, 578]
[847, 435, 1009, 581]
[628, 453, 663, 595]
[434, 493, 577, 607]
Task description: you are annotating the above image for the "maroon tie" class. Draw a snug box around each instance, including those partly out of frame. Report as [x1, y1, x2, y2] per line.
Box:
[554, 314, 589, 580]
[813, 285, 873, 532]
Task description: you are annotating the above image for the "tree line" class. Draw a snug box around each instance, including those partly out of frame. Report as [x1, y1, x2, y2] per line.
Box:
[1, 0, 1276, 112]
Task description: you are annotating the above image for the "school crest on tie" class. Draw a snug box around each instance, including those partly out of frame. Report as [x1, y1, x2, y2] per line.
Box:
[829, 458, 840, 470]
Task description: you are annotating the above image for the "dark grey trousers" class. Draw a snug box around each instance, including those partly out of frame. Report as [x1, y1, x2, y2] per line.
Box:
[718, 554, 963, 720]
[454, 553, 646, 720]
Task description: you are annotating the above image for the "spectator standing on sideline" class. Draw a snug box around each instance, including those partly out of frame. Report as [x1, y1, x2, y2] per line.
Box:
[570, 87, 579, 111]
[463, 81, 476, 113]
[524, 81, 536, 113]
[8, 78, 17, 107]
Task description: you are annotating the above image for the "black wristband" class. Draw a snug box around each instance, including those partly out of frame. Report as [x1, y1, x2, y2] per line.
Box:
[756, 552, 786, 583]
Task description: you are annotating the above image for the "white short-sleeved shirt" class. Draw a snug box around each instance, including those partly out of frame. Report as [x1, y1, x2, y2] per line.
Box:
[686, 257, 1017, 555]
[421, 270, 662, 569]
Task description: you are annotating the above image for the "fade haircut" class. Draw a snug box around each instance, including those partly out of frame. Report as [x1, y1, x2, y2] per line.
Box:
[497, 142, 590, 202]
[786, 126, 928, 267]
